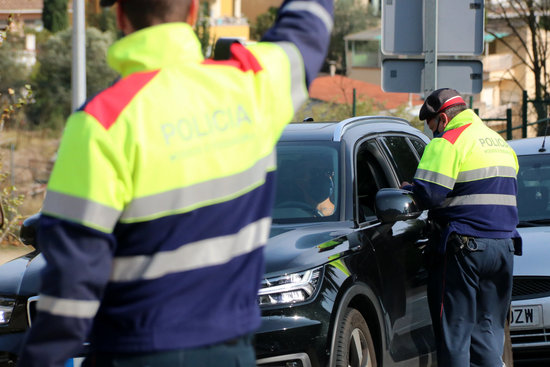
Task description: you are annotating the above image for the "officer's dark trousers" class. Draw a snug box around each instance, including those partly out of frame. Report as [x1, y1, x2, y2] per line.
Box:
[427, 237, 514, 367]
[82, 334, 255, 367]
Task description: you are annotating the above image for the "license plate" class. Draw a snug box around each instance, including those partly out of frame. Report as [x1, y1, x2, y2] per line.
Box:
[510, 305, 542, 327]
[65, 358, 85, 367]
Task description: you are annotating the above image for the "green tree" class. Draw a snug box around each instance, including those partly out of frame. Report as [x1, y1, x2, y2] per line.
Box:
[0, 33, 32, 95]
[487, 0, 550, 136]
[250, 6, 278, 41]
[249, 1, 378, 72]
[42, 0, 69, 33]
[330, 0, 378, 73]
[27, 27, 118, 130]
[195, 1, 213, 57]
[87, 7, 120, 38]
[0, 17, 33, 244]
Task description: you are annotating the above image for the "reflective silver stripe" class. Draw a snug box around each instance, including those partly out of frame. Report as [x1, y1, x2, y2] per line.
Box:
[281, 1, 334, 32]
[110, 217, 271, 282]
[42, 191, 121, 232]
[442, 194, 517, 207]
[121, 152, 275, 221]
[457, 166, 517, 182]
[36, 294, 100, 318]
[275, 42, 308, 112]
[415, 169, 455, 188]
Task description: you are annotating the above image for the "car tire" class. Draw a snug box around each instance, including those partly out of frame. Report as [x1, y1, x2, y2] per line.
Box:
[334, 307, 377, 367]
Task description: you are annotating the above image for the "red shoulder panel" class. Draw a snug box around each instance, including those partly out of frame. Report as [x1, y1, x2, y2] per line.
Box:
[203, 43, 263, 73]
[84, 70, 160, 130]
[442, 123, 472, 144]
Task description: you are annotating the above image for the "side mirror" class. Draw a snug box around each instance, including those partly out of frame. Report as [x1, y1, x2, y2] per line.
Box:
[374, 188, 422, 223]
[20, 213, 40, 247]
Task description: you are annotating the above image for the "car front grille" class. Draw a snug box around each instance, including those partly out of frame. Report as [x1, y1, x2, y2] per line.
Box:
[512, 276, 550, 301]
[511, 327, 550, 347]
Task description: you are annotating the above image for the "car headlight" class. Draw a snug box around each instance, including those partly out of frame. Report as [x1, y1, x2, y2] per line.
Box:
[0, 297, 16, 325]
[258, 267, 322, 306]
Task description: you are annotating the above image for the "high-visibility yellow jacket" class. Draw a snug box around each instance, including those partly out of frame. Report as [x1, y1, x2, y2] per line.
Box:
[20, 2, 333, 365]
[411, 109, 521, 253]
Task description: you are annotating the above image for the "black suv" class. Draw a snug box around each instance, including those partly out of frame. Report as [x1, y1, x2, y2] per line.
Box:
[1, 116, 436, 367]
[255, 117, 436, 367]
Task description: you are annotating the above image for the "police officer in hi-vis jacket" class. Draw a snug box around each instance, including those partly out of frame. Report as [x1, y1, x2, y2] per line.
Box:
[18, 0, 333, 366]
[402, 88, 521, 367]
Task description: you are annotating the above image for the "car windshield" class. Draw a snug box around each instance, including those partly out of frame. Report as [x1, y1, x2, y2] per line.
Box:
[517, 153, 550, 223]
[273, 142, 339, 223]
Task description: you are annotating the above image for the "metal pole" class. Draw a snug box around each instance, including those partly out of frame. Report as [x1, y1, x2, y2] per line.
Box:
[72, 0, 86, 111]
[423, 0, 438, 138]
[423, 0, 438, 97]
[352, 88, 356, 117]
[10, 143, 14, 188]
[506, 108, 512, 140]
[521, 90, 528, 138]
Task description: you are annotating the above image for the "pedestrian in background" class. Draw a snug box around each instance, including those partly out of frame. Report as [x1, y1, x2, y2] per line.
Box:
[402, 88, 521, 367]
[18, 0, 333, 366]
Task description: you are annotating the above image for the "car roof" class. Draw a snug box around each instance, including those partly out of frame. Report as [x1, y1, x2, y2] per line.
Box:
[279, 116, 416, 142]
[508, 136, 550, 156]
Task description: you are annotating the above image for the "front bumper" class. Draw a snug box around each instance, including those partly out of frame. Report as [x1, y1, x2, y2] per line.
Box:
[255, 314, 326, 367]
[255, 275, 337, 367]
[0, 332, 25, 366]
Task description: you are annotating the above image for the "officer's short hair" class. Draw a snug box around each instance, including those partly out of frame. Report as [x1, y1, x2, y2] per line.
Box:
[100, 0, 193, 31]
[442, 104, 467, 121]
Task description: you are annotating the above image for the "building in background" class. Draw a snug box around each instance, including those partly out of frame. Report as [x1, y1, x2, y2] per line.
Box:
[0, 0, 42, 28]
[344, 27, 381, 85]
[203, 0, 249, 41]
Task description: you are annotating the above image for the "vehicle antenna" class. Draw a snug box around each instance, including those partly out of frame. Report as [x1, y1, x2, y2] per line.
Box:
[540, 114, 549, 152]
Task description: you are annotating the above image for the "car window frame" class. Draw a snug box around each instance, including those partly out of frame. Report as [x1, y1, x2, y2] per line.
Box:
[377, 134, 424, 185]
[353, 136, 398, 225]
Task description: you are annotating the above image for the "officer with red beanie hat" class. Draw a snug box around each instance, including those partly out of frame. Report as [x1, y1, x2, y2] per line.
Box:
[403, 88, 521, 367]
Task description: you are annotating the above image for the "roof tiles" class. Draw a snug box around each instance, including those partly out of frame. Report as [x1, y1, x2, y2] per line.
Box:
[309, 75, 423, 110]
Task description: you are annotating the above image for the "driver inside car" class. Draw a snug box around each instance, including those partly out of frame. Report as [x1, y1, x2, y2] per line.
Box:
[297, 165, 335, 216]
[279, 159, 335, 217]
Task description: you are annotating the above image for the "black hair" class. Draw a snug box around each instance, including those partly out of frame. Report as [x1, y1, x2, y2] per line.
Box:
[121, 0, 192, 31]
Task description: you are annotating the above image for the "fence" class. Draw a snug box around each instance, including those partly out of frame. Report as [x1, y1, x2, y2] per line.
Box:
[474, 108, 513, 140]
[474, 90, 550, 140]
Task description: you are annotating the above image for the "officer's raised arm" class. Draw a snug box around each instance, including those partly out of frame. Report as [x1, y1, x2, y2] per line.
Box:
[18, 1, 335, 366]
[261, 0, 333, 88]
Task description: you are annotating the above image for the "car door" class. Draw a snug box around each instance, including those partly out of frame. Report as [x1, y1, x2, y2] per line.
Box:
[354, 136, 435, 365]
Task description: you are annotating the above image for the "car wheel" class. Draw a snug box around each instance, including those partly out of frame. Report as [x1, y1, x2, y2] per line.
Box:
[334, 307, 377, 367]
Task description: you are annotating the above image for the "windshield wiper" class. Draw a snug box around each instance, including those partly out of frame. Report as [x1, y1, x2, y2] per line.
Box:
[518, 219, 550, 227]
[530, 219, 550, 224]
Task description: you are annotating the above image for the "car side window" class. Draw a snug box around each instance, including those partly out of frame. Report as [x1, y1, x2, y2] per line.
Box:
[381, 136, 421, 184]
[409, 137, 426, 159]
[356, 140, 390, 223]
